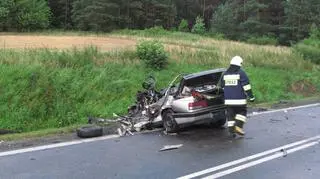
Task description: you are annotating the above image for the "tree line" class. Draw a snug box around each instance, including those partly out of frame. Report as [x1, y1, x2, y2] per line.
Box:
[0, 0, 319, 45]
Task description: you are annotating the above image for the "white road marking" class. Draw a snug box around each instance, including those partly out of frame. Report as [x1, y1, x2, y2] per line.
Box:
[0, 134, 119, 157]
[177, 135, 320, 179]
[0, 103, 319, 157]
[202, 140, 319, 179]
[0, 128, 164, 157]
[248, 103, 320, 117]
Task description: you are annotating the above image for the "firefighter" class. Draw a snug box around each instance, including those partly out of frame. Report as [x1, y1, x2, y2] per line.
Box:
[221, 56, 255, 136]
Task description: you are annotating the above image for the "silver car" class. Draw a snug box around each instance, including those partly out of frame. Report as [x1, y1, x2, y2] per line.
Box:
[149, 68, 227, 133]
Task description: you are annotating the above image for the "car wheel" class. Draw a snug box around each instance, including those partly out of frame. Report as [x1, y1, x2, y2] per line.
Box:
[214, 117, 227, 128]
[211, 110, 227, 128]
[76, 125, 103, 138]
[162, 109, 179, 133]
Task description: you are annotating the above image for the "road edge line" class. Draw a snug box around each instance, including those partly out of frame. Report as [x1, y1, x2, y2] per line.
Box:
[248, 103, 320, 117]
[177, 135, 320, 179]
[1, 103, 319, 157]
[202, 141, 320, 179]
[0, 134, 119, 157]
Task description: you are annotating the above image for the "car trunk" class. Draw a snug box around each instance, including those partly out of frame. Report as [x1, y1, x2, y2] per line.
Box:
[172, 69, 225, 113]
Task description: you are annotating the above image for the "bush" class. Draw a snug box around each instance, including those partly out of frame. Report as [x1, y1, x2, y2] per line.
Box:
[191, 16, 206, 34]
[309, 24, 320, 40]
[246, 36, 278, 45]
[178, 19, 189, 32]
[293, 26, 320, 64]
[136, 40, 168, 70]
[205, 31, 225, 40]
[293, 43, 320, 64]
[0, 0, 15, 30]
[16, 0, 51, 31]
[145, 26, 170, 35]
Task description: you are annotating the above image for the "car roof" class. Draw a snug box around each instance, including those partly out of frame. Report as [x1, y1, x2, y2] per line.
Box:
[183, 68, 226, 80]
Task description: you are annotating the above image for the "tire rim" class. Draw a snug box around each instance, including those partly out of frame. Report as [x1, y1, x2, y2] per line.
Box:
[165, 113, 174, 128]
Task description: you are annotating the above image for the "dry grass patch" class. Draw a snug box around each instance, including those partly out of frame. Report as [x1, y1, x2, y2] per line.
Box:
[0, 35, 136, 51]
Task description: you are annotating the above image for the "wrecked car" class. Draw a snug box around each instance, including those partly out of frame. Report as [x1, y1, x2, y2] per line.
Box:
[80, 68, 228, 138]
[136, 68, 227, 133]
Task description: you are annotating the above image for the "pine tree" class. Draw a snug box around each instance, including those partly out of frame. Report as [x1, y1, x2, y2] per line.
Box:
[175, 0, 201, 29]
[15, 0, 51, 31]
[239, 0, 270, 38]
[72, 0, 119, 31]
[285, 0, 320, 41]
[48, 0, 74, 29]
[212, 0, 287, 41]
[0, 0, 15, 31]
[211, 0, 239, 39]
[116, 0, 144, 29]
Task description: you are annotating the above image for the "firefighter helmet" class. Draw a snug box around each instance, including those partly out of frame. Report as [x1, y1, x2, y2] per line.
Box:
[230, 56, 243, 66]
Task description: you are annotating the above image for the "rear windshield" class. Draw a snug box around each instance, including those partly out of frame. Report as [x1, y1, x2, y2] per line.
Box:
[183, 72, 223, 87]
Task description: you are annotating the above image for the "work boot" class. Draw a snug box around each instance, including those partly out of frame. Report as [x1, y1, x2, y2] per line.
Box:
[234, 126, 245, 136]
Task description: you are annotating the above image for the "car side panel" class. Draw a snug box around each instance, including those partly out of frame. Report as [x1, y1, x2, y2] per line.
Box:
[171, 96, 194, 113]
[173, 105, 226, 125]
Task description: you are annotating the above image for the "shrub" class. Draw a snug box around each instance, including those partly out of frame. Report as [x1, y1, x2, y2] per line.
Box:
[145, 26, 169, 36]
[205, 31, 225, 40]
[16, 0, 51, 31]
[293, 43, 320, 64]
[178, 19, 189, 32]
[136, 40, 168, 70]
[293, 26, 320, 64]
[191, 16, 206, 34]
[246, 36, 278, 46]
[309, 24, 320, 40]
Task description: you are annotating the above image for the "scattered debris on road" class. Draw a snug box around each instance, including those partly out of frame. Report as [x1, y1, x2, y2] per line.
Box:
[308, 113, 316, 119]
[80, 75, 165, 138]
[163, 131, 178, 136]
[159, 144, 183, 152]
[280, 148, 288, 157]
[269, 118, 282, 123]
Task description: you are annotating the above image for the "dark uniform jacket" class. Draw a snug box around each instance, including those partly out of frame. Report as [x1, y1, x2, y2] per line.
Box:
[221, 65, 254, 105]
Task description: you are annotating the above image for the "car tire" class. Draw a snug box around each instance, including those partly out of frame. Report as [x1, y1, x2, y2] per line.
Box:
[162, 109, 179, 133]
[214, 117, 227, 128]
[211, 110, 227, 128]
[76, 125, 103, 138]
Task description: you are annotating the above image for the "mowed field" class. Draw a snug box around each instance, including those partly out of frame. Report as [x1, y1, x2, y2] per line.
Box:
[0, 35, 136, 50]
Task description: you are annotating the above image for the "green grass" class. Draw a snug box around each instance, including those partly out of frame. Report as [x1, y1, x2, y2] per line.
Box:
[0, 31, 320, 133]
[0, 124, 82, 141]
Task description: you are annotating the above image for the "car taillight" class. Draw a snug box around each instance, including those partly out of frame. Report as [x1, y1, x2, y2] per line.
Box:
[188, 100, 208, 110]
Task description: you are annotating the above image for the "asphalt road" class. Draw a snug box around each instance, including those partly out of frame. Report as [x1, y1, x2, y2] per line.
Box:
[0, 104, 319, 179]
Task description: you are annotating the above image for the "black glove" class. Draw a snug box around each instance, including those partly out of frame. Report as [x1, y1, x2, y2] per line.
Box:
[246, 89, 255, 102]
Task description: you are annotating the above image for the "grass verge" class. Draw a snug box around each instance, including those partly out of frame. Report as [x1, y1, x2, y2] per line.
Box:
[0, 124, 82, 141]
[0, 31, 319, 134]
